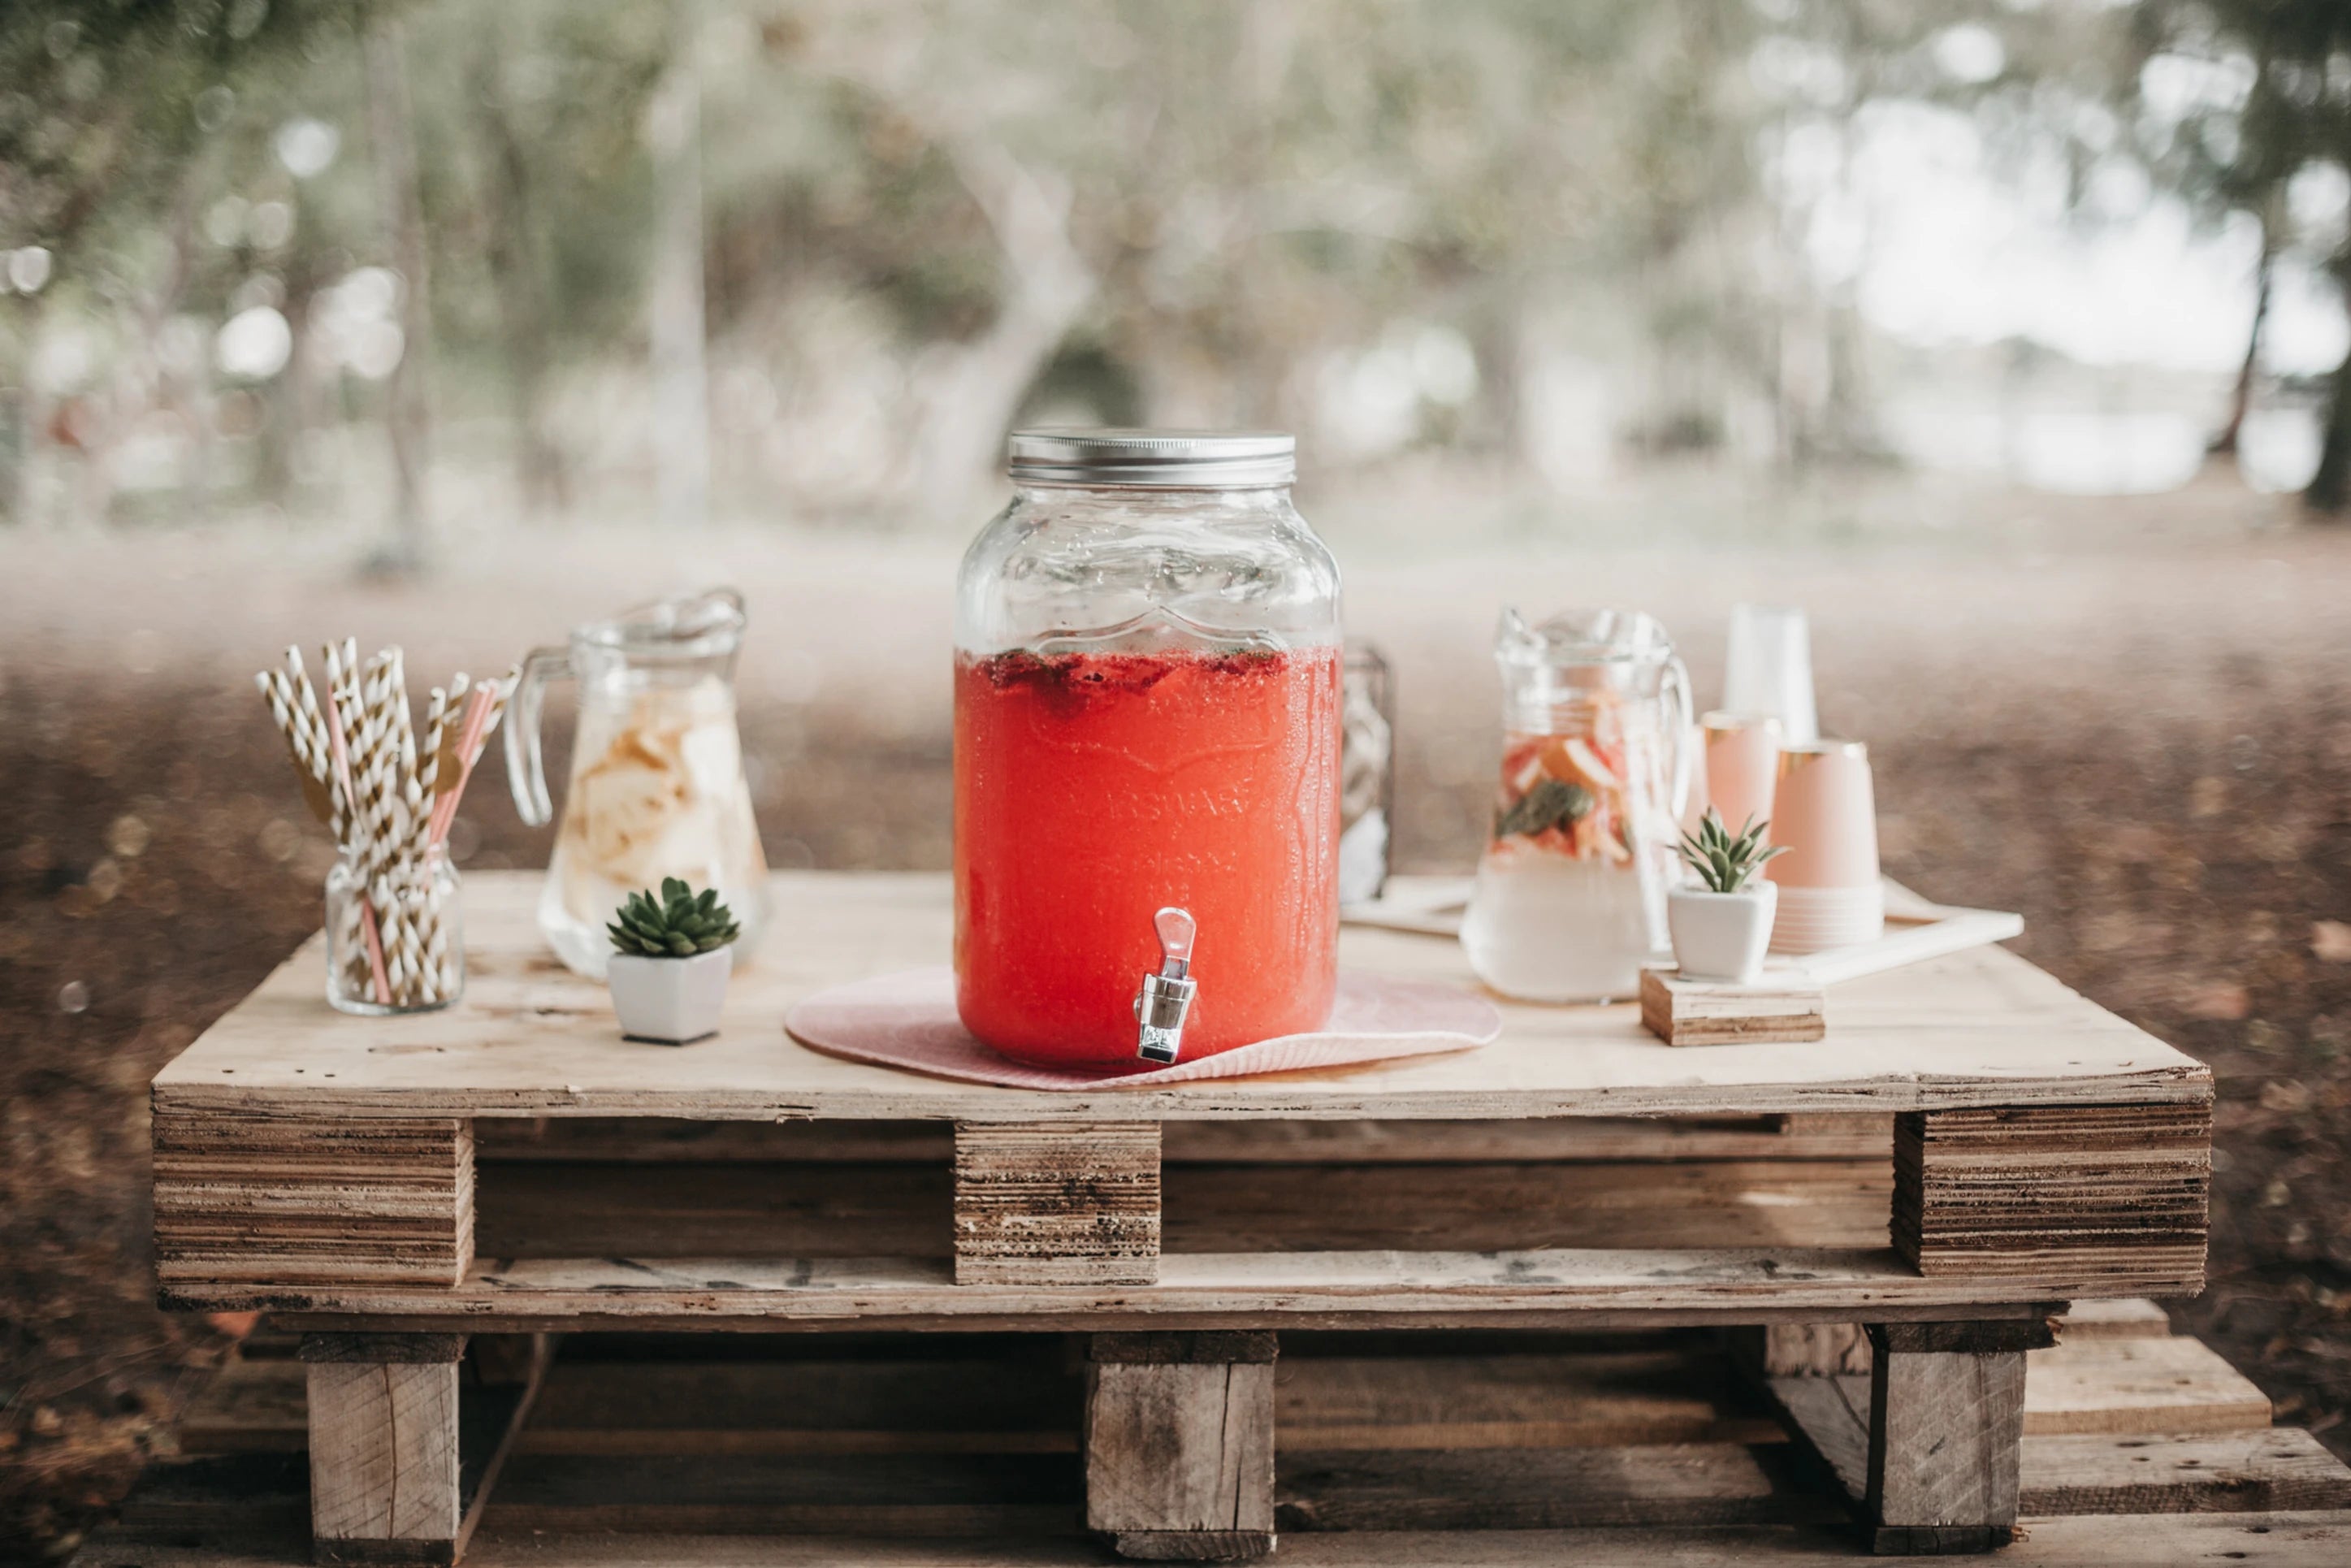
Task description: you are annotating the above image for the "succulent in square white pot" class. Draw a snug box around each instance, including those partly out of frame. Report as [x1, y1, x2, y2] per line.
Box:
[605, 878, 741, 1045]
[1668, 810, 1788, 984]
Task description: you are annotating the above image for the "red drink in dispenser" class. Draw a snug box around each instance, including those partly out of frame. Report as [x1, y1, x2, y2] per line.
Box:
[955, 646, 1342, 1065]
[953, 429, 1344, 1068]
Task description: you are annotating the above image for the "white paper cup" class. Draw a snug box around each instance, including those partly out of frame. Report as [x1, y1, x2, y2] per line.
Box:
[1724, 605, 1817, 744]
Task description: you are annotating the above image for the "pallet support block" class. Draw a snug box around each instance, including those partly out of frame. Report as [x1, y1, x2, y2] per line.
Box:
[1087, 1332, 1277, 1561]
[954, 1120, 1161, 1286]
[1891, 1102, 2210, 1286]
[1863, 1318, 2055, 1555]
[303, 1332, 468, 1565]
[1731, 1321, 1873, 1378]
[154, 1111, 474, 1289]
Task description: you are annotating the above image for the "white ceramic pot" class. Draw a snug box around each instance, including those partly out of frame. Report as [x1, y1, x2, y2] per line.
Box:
[608, 948, 733, 1044]
[1667, 882, 1777, 984]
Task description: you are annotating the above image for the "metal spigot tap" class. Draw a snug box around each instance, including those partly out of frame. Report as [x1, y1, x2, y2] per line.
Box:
[1133, 907, 1198, 1063]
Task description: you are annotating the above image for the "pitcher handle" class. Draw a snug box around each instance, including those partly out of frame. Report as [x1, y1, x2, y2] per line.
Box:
[1661, 654, 1695, 821]
[504, 645, 573, 828]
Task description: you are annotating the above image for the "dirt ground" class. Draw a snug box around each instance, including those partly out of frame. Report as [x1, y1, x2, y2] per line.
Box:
[4, 484, 2350, 1559]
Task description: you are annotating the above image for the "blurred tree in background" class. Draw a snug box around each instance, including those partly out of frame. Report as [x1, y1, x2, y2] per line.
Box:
[2, 0, 2345, 542]
[2, 1, 362, 524]
[2124, 1, 2351, 512]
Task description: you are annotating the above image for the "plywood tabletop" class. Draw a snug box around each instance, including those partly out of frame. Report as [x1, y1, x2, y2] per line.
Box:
[152, 873, 2208, 1123]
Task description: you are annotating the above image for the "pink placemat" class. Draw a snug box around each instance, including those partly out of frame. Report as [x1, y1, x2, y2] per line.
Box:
[785, 968, 1501, 1089]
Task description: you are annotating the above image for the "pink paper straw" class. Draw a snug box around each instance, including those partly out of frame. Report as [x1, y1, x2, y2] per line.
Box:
[428, 682, 497, 851]
[358, 899, 392, 1009]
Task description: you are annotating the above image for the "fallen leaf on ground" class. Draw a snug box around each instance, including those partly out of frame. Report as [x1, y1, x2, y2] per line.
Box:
[2261, 1080, 2314, 1112]
[2184, 981, 2252, 1020]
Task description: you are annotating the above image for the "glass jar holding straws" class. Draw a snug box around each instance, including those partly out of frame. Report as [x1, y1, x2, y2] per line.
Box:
[255, 641, 511, 1015]
[324, 851, 461, 1015]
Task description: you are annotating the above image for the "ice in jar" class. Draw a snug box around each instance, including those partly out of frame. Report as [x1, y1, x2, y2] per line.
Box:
[505, 588, 770, 978]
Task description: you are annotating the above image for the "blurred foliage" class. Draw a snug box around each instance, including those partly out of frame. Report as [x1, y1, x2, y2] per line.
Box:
[0, 2, 361, 264]
[1, 0, 2347, 528]
[2125, 2, 2351, 508]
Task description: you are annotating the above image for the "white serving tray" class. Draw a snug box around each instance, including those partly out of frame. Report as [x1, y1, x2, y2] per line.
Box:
[1344, 877, 2024, 989]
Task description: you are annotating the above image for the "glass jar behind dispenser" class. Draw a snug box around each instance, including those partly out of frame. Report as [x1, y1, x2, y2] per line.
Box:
[955, 429, 1343, 1068]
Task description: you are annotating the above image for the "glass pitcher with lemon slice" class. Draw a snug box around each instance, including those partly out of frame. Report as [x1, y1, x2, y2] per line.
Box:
[505, 588, 771, 977]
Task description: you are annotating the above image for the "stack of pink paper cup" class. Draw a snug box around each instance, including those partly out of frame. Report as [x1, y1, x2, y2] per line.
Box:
[1764, 739, 1883, 952]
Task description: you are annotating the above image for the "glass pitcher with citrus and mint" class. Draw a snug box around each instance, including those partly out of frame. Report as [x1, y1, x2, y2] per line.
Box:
[1460, 609, 1693, 1003]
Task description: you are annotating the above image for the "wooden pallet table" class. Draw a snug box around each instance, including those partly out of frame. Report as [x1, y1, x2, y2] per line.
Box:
[150, 873, 2217, 1563]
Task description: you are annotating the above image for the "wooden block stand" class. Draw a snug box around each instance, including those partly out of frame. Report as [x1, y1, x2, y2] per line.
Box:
[138, 874, 2257, 1563]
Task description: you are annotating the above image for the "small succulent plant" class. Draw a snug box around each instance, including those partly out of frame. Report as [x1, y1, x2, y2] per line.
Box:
[1677, 808, 1790, 894]
[608, 877, 741, 957]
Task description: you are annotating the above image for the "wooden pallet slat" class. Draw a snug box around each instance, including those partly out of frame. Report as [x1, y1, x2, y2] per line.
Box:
[471, 1112, 1897, 1164]
[2024, 1429, 2351, 1515]
[2024, 1336, 2274, 1435]
[69, 1515, 2351, 1567]
[1275, 1444, 1834, 1532]
[486, 1451, 1084, 1537]
[467, 1152, 1893, 1263]
[1275, 1349, 1783, 1450]
[211, 1248, 2190, 1334]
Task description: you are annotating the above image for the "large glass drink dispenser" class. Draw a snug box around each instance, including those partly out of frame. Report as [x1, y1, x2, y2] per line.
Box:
[955, 430, 1344, 1068]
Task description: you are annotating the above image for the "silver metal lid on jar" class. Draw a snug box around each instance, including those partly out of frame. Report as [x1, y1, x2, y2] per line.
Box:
[1007, 427, 1297, 489]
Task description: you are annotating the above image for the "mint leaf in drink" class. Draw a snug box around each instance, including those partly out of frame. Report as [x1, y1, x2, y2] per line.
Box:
[1495, 778, 1595, 840]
